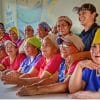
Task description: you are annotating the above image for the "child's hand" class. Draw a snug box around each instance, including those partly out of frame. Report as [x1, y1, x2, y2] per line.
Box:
[78, 60, 98, 70]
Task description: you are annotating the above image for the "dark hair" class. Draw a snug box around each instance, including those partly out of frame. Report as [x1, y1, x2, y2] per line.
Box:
[73, 3, 98, 22]
[0, 23, 5, 29]
[0, 22, 5, 32]
[38, 22, 51, 32]
[73, 3, 98, 17]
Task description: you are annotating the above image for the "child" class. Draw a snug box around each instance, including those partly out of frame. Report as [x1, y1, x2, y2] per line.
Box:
[68, 29, 100, 99]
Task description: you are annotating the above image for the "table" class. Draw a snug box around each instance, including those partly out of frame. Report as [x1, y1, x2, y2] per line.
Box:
[0, 80, 69, 99]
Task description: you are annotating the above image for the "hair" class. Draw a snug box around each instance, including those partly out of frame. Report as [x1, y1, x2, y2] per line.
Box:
[0, 23, 5, 32]
[73, 3, 98, 22]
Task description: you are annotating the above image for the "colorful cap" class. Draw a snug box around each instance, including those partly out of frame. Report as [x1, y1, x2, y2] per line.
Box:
[57, 34, 84, 51]
[4, 40, 17, 47]
[9, 26, 19, 37]
[58, 16, 72, 26]
[92, 28, 100, 45]
[44, 33, 59, 49]
[25, 36, 41, 49]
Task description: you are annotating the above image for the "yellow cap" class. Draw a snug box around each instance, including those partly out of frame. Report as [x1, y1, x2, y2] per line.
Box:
[92, 28, 100, 45]
[9, 26, 19, 37]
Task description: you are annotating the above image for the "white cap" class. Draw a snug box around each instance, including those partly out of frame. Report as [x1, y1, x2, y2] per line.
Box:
[4, 40, 17, 47]
[58, 16, 72, 26]
[43, 33, 58, 49]
[61, 34, 84, 51]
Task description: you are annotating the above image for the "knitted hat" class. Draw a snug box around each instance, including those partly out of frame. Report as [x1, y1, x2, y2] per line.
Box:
[25, 36, 41, 49]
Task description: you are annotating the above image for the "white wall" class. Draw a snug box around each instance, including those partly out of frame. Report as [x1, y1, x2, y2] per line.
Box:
[2, 0, 18, 31]
[45, 0, 100, 34]
[1, 0, 100, 34]
[0, 0, 2, 22]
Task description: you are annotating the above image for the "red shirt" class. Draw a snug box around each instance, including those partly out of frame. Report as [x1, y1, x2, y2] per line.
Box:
[0, 33, 11, 43]
[34, 54, 62, 78]
[67, 61, 79, 75]
[1, 53, 26, 70]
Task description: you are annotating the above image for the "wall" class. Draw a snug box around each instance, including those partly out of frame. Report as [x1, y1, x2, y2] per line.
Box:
[40, 0, 100, 34]
[1, 0, 100, 35]
[0, 0, 2, 22]
[2, 0, 17, 31]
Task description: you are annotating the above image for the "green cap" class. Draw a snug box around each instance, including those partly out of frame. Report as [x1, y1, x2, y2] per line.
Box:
[25, 36, 41, 49]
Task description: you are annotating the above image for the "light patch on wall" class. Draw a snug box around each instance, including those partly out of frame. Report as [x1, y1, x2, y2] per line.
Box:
[17, 0, 58, 37]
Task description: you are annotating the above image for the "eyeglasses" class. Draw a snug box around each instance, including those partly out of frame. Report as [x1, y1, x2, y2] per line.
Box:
[57, 35, 73, 48]
[59, 42, 73, 49]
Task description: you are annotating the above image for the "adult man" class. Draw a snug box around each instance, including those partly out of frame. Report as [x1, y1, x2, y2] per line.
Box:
[67, 3, 100, 66]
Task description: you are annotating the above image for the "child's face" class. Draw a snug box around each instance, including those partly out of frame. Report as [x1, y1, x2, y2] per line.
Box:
[57, 20, 71, 36]
[90, 44, 100, 65]
[41, 37, 58, 58]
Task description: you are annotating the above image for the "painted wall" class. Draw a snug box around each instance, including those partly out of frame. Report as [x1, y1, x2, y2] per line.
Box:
[1, 0, 100, 36]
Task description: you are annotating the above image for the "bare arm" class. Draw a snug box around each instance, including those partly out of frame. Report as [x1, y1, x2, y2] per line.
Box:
[37, 82, 68, 94]
[16, 69, 56, 86]
[17, 73, 70, 96]
[0, 64, 5, 71]
[69, 64, 85, 93]
[32, 71, 58, 86]
[17, 80, 69, 96]
[20, 68, 39, 78]
[66, 51, 91, 65]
